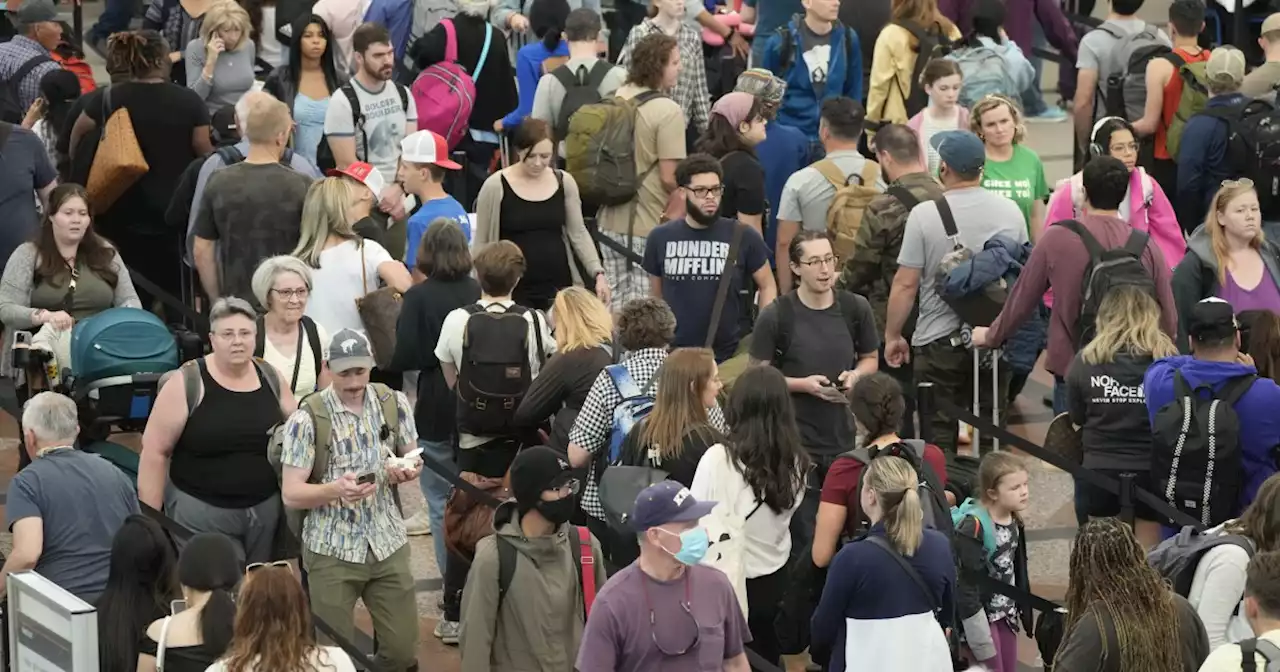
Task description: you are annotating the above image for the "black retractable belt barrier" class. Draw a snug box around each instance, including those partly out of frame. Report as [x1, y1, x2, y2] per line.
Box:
[590, 228, 645, 267]
[138, 503, 377, 671]
[420, 451, 788, 672]
[126, 265, 210, 334]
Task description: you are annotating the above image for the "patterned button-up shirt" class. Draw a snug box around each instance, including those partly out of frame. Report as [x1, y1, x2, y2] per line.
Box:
[280, 385, 418, 563]
[617, 19, 710, 135]
[569, 348, 727, 520]
[0, 37, 61, 114]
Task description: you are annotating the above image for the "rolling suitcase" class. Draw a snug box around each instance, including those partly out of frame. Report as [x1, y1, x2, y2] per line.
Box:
[971, 345, 1003, 456]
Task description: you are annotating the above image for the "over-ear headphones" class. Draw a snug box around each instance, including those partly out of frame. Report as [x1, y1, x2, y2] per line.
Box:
[1089, 116, 1124, 159]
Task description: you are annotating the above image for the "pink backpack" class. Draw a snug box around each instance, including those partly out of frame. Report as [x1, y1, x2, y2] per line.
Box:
[411, 19, 492, 149]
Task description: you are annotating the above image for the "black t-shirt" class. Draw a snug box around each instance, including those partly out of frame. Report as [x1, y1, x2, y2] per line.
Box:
[621, 421, 722, 488]
[82, 82, 210, 230]
[719, 150, 766, 222]
[751, 291, 880, 455]
[1065, 351, 1156, 472]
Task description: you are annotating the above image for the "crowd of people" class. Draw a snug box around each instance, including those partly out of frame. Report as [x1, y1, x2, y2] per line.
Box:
[9, 0, 1280, 668]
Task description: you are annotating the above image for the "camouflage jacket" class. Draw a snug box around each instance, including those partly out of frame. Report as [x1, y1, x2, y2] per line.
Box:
[837, 172, 943, 333]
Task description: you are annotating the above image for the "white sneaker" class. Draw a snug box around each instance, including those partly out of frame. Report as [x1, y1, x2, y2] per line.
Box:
[404, 510, 431, 536]
[433, 620, 460, 644]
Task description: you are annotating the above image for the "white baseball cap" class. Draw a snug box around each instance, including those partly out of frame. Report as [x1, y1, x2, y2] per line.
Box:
[400, 130, 462, 169]
[327, 161, 386, 197]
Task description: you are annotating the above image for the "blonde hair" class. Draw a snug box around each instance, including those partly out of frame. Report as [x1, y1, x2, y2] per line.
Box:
[552, 287, 612, 353]
[292, 178, 356, 267]
[640, 348, 719, 461]
[244, 95, 292, 144]
[200, 0, 251, 51]
[970, 95, 1027, 145]
[864, 455, 925, 556]
[979, 452, 1027, 505]
[1081, 285, 1178, 365]
[1207, 181, 1265, 285]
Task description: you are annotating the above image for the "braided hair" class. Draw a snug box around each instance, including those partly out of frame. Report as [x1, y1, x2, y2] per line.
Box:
[1055, 518, 1184, 671]
[107, 30, 169, 80]
[849, 372, 907, 446]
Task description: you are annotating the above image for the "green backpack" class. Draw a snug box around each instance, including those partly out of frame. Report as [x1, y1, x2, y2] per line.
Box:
[1165, 56, 1210, 159]
[564, 90, 667, 210]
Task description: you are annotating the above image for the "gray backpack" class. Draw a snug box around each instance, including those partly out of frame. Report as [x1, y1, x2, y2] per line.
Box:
[1147, 526, 1254, 600]
[1098, 22, 1170, 121]
[1241, 638, 1280, 672]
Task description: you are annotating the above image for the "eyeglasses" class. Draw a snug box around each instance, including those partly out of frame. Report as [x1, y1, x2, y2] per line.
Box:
[685, 185, 724, 199]
[1223, 178, 1255, 189]
[246, 561, 291, 573]
[215, 329, 254, 342]
[271, 287, 310, 300]
[641, 573, 701, 656]
[551, 479, 581, 498]
[797, 255, 837, 268]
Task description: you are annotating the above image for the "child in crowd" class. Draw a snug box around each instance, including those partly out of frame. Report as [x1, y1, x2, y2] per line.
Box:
[954, 452, 1033, 672]
[907, 59, 969, 177]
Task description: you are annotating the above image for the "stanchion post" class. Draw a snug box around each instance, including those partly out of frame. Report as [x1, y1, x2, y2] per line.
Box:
[1118, 472, 1136, 528]
[916, 381, 935, 445]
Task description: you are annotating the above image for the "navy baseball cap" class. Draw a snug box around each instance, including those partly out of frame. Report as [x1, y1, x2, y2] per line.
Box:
[930, 130, 987, 174]
[630, 481, 716, 531]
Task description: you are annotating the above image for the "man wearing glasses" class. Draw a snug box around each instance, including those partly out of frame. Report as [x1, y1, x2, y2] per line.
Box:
[576, 480, 751, 672]
[458, 446, 607, 670]
[641, 154, 776, 364]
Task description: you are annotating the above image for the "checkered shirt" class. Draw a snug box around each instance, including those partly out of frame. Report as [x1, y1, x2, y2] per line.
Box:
[570, 348, 727, 520]
[0, 37, 61, 114]
[617, 19, 711, 134]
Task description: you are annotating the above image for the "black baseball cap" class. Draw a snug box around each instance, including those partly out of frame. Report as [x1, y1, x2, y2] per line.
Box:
[509, 447, 574, 510]
[1188, 297, 1238, 343]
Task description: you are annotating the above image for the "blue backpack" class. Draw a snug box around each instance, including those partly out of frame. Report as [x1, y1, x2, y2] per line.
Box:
[951, 497, 998, 560]
[604, 364, 660, 464]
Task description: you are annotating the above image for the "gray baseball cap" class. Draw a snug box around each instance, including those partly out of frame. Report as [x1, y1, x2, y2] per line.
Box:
[14, 0, 59, 26]
[328, 329, 375, 373]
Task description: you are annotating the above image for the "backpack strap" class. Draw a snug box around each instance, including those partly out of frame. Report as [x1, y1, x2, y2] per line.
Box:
[301, 392, 333, 480]
[1058, 219, 1106, 261]
[773, 292, 796, 362]
[1255, 639, 1280, 672]
[1163, 51, 1187, 69]
[253, 317, 267, 359]
[253, 357, 283, 408]
[442, 18, 458, 63]
[216, 145, 244, 165]
[813, 159, 848, 190]
[301, 315, 322, 384]
[885, 185, 920, 211]
[705, 223, 746, 350]
[496, 535, 517, 609]
[1218, 373, 1259, 407]
[472, 24, 494, 84]
[1243, 637, 1260, 672]
[864, 535, 939, 612]
[155, 615, 173, 672]
[606, 364, 642, 399]
[1121, 228, 1150, 257]
[7, 54, 52, 96]
[371, 382, 400, 442]
[776, 24, 795, 74]
[934, 196, 959, 239]
[551, 63, 578, 90]
[585, 60, 611, 89]
[340, 84, 366, 161]
[576, 526, 595, 617]
[181, 359, 204, 415]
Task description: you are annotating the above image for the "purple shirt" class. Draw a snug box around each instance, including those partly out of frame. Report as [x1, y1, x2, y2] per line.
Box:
[1219, 268, 1280, 314]
[575, 563, 750, 672]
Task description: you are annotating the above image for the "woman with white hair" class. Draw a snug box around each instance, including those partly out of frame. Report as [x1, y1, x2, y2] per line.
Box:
[251, 256, 331, 397]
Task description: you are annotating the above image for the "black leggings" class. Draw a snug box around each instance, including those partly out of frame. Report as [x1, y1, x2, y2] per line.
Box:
[746, 565, 788, 668]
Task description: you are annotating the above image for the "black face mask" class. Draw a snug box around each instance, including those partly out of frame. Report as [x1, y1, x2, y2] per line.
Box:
[537, 497, 576, 525]
[685, 198, 719, 226]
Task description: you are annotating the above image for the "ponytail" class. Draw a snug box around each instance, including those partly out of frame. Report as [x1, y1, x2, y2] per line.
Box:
[864, 455, 925, 557]
[887, 485, 924, 556]
[199, 587, 237, 656]
[542, 25, 562, 51]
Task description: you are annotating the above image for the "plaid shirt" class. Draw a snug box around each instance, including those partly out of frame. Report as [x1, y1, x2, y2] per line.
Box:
[569, 348, 727, 520]
[618, 19, 710, 135]
[280, 385, 418, 564]
[0, 37, 61, 114]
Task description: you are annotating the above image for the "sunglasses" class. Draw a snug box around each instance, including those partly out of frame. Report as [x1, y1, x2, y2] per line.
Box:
[246, 560, 292, 573]
[1222, 178, 1255, 189]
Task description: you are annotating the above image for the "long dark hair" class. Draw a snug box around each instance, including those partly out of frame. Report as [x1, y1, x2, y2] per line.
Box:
[177, 534, 241, 657]
[287, 14, 341, 93]
[37, 69, 81, 145]
[695, 97, 764, 159]
[34, 184, 119, 288]
[1245, 310, 1280, 381]
[725, 366, 810, 512]
[97, 515, 180, 672]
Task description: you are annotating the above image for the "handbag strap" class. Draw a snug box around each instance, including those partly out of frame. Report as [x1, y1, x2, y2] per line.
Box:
[705, 223, 746, 349]
[359, 239, 370, 295]
[864, 535, 939, 613]
[156, 615, 173, 672]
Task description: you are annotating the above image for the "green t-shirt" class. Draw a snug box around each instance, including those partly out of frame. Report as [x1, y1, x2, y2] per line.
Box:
[981, 144, 1049, 231]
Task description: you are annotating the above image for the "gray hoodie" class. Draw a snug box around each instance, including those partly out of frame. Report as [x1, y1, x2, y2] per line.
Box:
[458, 500, 607, 672]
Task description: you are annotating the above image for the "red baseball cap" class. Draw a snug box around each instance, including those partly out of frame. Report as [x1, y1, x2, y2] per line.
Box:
[400, 130, 462, 169]
[326, 161, 386, 195]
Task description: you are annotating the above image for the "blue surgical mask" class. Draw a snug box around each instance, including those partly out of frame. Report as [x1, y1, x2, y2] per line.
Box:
[658, 526, 709, 566]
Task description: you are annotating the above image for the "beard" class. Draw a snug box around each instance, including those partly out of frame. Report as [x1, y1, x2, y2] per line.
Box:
[685, 198, 719, 226]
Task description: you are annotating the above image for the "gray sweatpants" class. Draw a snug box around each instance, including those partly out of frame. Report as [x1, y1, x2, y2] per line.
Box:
[165, 486, 281, 564]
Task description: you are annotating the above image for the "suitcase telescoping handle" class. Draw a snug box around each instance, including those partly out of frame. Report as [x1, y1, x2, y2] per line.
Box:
[972, 346, 1000, 455]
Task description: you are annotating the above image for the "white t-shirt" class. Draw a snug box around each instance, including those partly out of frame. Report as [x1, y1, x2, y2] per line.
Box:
[262, 320, 331, 397]
[689, 443, 803, 578]
[322, 77, 418, 184]
[205, 646, 357, 672]
[1199, 628, 1280, 672]
[434, 300, 556, 448]
[304, 239, 394, 337]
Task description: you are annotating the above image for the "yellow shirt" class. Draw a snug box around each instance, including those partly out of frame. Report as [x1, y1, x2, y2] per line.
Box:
[866, 22, 964, 129]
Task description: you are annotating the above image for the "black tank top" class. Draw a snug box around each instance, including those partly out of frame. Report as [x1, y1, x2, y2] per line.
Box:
[170, 359, 281, 508]
[499, 173, 572, 310]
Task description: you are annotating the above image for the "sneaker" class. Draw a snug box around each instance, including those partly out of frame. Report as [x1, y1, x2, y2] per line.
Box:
[433, 620, 460, 645]
[1026, 107, 1068, 123]
[404, 510, 431, 536]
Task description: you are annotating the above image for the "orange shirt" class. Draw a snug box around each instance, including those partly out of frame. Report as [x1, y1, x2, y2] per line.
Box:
[1156, 46, 1211, 160]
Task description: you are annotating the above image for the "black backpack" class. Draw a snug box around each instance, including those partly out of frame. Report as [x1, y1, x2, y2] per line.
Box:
[316, 82, 409, 172]
[771, 290, 867, 362]
[891, 20, 954, 119]
[456, 303, 546, 437]
[1058, 220, 1156, 348]
[1148, 525, 1255, 600]
[1200, 99, 1280, 222]
[550, 61, 611, 141]
[837, 440, 952, 540]
[774, 20, 856, 77]
[0, 54, 52, 124]
[1151, 372, 1256, 528]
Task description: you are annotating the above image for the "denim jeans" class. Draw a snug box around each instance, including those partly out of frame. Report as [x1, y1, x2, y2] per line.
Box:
[1020, 23, 1049, 116]
[89, 0, 136, 41]
[417, 438, 454, 573]
[1052, 375, 1068, 416]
